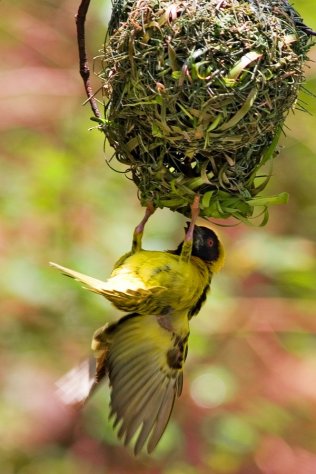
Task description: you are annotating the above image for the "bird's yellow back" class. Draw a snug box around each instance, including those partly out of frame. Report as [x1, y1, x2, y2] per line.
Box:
[109, 250, 212, 313]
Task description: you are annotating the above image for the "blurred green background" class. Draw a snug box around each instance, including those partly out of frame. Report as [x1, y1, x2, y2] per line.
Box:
[1, 1, 316, 473]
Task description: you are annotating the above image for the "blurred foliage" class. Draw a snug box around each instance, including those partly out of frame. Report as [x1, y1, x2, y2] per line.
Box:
[0, 1, 316, 473]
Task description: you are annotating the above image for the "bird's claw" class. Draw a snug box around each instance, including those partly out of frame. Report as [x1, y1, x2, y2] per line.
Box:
[134, 202, 155, 235]
[132, 202, 156, 253]
[184, 195, 200, 242]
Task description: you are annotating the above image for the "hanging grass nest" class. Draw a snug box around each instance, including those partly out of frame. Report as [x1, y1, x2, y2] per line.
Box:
[97, 0, 314, 222]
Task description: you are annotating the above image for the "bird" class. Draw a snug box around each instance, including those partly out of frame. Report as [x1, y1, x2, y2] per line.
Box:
[52, 196, 225, 455]
[50, 201, 224, 315]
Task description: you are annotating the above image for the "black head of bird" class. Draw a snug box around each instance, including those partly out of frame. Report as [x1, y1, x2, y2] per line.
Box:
[175, 224, 225, 272]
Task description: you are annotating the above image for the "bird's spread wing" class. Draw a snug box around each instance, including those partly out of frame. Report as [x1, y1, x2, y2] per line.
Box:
[55, 311, 189, 454]
[106, 312, 188, 455]
[49, 262, 166, 312]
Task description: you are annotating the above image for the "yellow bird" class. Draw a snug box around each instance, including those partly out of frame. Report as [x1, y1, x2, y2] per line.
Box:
[52, 198, 224, 455]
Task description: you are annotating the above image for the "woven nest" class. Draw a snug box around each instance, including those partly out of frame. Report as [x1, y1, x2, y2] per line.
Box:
[97, 0, 314, 222]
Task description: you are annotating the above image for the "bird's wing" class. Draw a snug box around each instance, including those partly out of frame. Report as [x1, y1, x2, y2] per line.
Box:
[49, 262, 166, 312]
[106, 312, 188, 455]
[99, 286, 166, 313]
[55, 310, 189, 454]
[55, 357, 100, 407]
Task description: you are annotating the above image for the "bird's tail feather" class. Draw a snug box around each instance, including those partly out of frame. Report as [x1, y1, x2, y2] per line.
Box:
[49, 261, 165, 312]
[49, 262, 111, 295]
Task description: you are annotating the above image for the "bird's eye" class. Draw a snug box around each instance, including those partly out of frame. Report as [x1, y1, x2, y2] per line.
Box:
[207, 238, 214, 247]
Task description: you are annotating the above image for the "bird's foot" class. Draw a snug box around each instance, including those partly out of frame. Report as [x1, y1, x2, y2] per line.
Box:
[184, 195, 200, 243]
[134, 202, 155, 235]
[132, 202, 155, 253]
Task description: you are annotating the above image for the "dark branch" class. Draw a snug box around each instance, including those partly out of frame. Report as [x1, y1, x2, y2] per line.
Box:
[75, 0, 101, 119]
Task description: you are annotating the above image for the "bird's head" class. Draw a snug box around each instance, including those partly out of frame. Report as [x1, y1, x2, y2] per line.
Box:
[175, 224, 224, 272]
[191, 225, 224, 272]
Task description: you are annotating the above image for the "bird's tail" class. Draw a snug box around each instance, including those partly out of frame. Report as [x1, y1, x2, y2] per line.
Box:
[49, 261, 165, 312]
[56, 311, 188, 454]
[49, 261, 113, 295]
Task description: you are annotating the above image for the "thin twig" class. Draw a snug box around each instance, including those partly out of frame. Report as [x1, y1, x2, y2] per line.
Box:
[75, 0, 101, 119]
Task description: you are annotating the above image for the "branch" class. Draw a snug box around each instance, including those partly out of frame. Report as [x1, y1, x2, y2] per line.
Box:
[75, 0, 101, 119]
